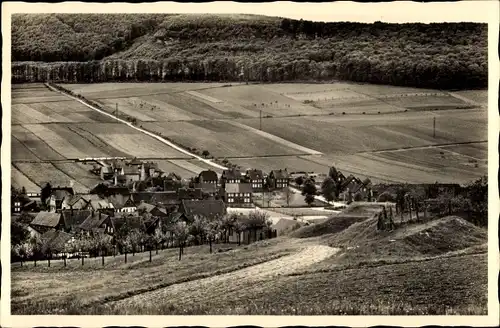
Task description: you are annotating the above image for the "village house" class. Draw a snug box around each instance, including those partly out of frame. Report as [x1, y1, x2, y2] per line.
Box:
[46, 187, 75, 212]
[222, 183, 253, 207]
[246, 169, 265, 192]
[108, 194, 137, 213]
[30, 211, 64, 234]
[61, 209, 92, 233]
[267, 169, 290, 190]
[198, 170, 219, 185]
[11, 193, 36, 213]
[111, 214, 145, 237]
[61, 195, 90, 211]
[220, 168, 243, 187]
[180, 199, 227, 221]
[195, 182, 219, 198]
[178, 187, 204, 200]
[137, 202, 169, 219]
[79, 211, 114, 236]
[227, 214, 277, 244]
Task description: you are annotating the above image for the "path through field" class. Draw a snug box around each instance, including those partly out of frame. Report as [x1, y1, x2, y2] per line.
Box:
[109, 245, 339, 308]
[46, 83, 228, 170]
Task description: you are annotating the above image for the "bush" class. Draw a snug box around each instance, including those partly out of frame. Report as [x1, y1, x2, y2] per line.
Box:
[377, 191, 395, 202]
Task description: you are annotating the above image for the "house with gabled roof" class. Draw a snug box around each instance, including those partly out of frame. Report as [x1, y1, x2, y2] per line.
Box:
[137, 202, 169, 218]
[46, 187, 75, 212]
[12, 193, 34, 213]
[111, 214, 145, 235]
[180, 199, 227, 221]
[267, 169, 290, 190]
[100, 165, 114, 180]
[79, 211, 114, 236]
[222, 183, 253, 207]
[246, 169, 265, 192]
[195, 182, 219, 198]
[30, 211, 64, 233]
[61, 195, 89, 211]
[61, 209, 92, 232]
[198, 170, 218, 185]
[178, 187, 204, 201]
[108, 194, 137, 213]
[221, 168, 243, 187]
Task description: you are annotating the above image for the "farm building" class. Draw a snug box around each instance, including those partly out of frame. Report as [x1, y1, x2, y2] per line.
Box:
[198, 170, 219, 185]
[222, 183, 253, 207]
[268, 169, 290, 190]
[30, 211, 64, 233]
[111, 214, 145, 234]
[227, 215, 277, 244]
[100, 166, 114, 180]
[11, 193, 36, 213]
[180, 199, 227, 220]
[246, 169, 265, 192]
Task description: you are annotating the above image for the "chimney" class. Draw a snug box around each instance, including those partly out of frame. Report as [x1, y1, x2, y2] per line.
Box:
[114, 173, 118, 186]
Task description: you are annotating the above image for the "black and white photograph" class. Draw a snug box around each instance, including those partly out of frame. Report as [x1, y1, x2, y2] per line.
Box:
[1, 1, 498, 325]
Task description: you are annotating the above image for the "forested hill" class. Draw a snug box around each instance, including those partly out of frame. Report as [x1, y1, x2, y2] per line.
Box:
[12, 14, 487, 89]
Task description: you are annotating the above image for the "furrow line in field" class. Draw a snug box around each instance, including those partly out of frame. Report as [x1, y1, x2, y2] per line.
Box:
[225, 121, 323, 155]
[356, 140, 488, 155]
[46, 83, 228, 171]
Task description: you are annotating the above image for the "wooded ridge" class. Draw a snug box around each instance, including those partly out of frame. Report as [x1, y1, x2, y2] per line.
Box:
[12, 14, 487, 89]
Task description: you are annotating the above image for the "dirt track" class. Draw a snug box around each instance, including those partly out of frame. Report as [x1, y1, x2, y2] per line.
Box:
[110, 245, 339, 307]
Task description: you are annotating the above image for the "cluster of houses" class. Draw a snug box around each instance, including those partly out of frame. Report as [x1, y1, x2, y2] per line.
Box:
[12, 156, 386, 256]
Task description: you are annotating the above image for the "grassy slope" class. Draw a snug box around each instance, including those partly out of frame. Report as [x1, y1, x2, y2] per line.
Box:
[12, 203, 488, 315]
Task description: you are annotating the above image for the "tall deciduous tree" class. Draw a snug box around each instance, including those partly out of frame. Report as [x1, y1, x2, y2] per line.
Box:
[302, 178, 317, 207]
[321, 177, 336, 202]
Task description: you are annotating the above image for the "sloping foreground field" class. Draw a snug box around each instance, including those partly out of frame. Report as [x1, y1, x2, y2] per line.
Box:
[11, 207, 487, 315]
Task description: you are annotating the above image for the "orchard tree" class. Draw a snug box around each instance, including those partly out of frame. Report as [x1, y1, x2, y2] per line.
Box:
[302, 178, 317, 207]
[13, 242, 33, 266]
[173, 221, 190, 260]
[29, 235, 44, 267]
[295, 176, 304, 187]
[321, 177, 336, 202]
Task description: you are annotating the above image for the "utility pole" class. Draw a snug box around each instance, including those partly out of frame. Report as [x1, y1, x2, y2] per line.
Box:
[433, 116, 436, 138]
[260, 110, 262, 131]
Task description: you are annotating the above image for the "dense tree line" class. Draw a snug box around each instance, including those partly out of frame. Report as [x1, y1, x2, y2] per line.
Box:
[11, 14, 487, 89]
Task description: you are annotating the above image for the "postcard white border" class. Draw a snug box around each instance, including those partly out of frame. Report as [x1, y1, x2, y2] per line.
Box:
[2, 1, 499, 327]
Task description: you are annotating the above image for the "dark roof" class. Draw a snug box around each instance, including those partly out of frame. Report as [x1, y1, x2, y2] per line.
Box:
[61, 209, 92, 230]
[123, 167, 140, 175]
[151, 191, 179, 205]
[31, 212, 62, 227]
[12, 213, 36, 224]
[137, 202, 156, 213]
[51, 189, 73, 201]
[222, 168, 242, 180]
[131, 192, 155, 204]
[160, 212, 189, 227]
[178, 188, 203, 200]
[128, 157, 143, 166]
[108, 194, 135, 209]
[111, 215, 145, 232]
[41, 229, 73, 251]
[64, 195, 89, 207]
[79, 212, 110, 231]
[166, 172, 182, 180]
[225, 183, 253, 194]
[270, 169, 289, 179]
[145, 162, 159, 170]
[181, 199, 226, 219]
[196, 183, 218, 193]
[246, 169, 264, 180]
[199, 170, 218, 181]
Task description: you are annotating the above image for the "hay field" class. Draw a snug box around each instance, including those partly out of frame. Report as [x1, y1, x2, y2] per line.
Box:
[13, 162, 89, 192]
[143, 120, 304, 158]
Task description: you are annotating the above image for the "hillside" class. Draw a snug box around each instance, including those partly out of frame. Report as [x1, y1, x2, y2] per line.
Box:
[12, 14, 487, 89]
